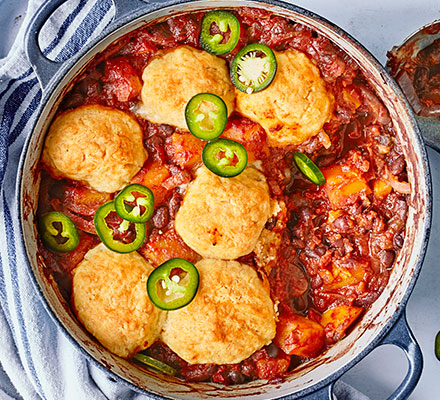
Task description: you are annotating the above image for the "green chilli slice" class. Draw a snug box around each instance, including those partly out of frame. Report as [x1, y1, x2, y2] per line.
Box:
[293, 152, 326, 185]
[133, 354, 176, 376]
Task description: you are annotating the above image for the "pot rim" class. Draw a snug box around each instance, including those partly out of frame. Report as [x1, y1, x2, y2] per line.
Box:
[16, 0, 432, 398]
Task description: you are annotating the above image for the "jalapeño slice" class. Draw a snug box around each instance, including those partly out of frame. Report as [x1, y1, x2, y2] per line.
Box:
[115, 184, 154, 223]
[230, 43, 277, 94]
[147, 258, 199, 311]
[185, 93, 228, 140]
[38, 211, 79, 253]
[199, 10, 240, 55]
[133, 353, 176, 376]
[436, 331, 440, 361]
[202, 138, 248, 177]
[94, 201, 146, 253]
[293, 152, 326, 185]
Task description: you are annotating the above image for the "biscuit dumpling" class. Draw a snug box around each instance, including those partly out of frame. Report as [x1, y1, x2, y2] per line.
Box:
[235, 49, 334, 147]
[175, 166, 271, 259]
[72, 244, 164, 358]
[140, 45, 235, 130]
[42, 104, 146, 193]
[161, 259, 276, 364]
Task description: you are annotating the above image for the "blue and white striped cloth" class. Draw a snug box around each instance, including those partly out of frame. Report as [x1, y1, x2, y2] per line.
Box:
[0, 1, 369, 399]
[0, 1, 154, 398]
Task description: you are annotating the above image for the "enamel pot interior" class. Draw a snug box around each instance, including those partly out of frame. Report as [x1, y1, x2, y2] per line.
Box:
[19, 1, 430, 399]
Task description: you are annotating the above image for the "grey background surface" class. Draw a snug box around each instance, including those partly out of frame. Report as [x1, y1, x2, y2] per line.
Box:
[1, 0, 439, 399]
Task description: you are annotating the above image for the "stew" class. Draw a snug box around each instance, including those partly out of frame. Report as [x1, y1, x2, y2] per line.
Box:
[37, 7, 409, 386]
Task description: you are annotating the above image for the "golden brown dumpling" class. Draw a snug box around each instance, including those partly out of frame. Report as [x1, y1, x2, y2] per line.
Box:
[236, 49, 334, 147]
[42, 104, 146, 193]
[72, 244, 164, 358]
[175, 166, 271, 259]
[140, 45, 235, 130]
[161, 258, 276, 364]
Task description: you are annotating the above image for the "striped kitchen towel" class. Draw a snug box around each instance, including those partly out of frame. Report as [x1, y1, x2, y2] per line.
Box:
[0, 0, 370, 399]
[0, 1, 156, 399]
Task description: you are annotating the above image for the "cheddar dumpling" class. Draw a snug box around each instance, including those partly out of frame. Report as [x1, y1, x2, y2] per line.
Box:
[236, 49, 334, 147]
[72, 244, 164, 358]
[140, 45, 235, 130]
[42, 104, 146, 193]
[161, 258, 277, 364]
[175, 166, 271, 259]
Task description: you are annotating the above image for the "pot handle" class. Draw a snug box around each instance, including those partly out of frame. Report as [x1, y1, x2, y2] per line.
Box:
[297, 312, 422, 400]
[24, 0, 68, 89]
[24, 0, 154, 90]
[296, 384, 334, 399]
[379, 311, 423, 400]
[416, 116, 440, 153]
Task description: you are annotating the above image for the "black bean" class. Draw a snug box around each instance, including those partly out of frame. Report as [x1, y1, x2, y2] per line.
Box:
[227, 370, 245, 385]
[86, 80, 102, 97]
[266, 343, 279, 358]
[265, 217, 277, 230]
[292, 295, 308, 313]
[147, 135, 164, 147]
[152, 206, 169, 229]
[379, 249, 395, 269]
[76, 76, 101, 96]
[310, 274, 323, 289]
[168, 192, 182, 219]
[393, 234, 404, 249]
[389, 156, 405, 176]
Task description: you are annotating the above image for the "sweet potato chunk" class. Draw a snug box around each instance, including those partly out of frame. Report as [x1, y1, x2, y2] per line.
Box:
[321, 305, 363, 342]
[373, 179, 392, 198]
[322, 164, 371, 209]
[165, 131, 204, 170]
[131, 161, 170, 205]
[342, 86, 362, 109]
[321, 260, 368, 291]
[62, 185, 112, 216]
[140, 227, 200, 266]
[274, 313, 325, 358]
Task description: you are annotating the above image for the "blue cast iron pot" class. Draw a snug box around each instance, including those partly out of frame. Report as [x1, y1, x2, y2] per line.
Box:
[18, 0, 432, 399]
